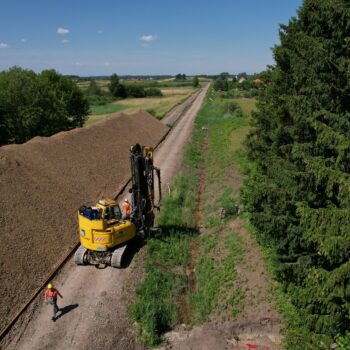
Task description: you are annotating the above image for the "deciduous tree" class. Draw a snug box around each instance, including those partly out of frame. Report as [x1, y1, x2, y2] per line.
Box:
[0, 67, 89, 145]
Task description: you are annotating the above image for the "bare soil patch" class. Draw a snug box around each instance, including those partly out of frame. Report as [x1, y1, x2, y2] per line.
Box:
[163, 218, 283, 349]
[224, 219, 283, 349]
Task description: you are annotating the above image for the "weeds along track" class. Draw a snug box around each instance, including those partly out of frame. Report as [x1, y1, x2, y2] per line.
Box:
[0, 87, 205, 342]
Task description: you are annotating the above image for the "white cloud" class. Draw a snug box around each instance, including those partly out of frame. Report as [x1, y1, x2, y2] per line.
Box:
[57, 27, 70, 35]
[139, 34, 158, 43]
[97, 30, 103, 34]
[62, 39, 69, 44]
[20, 38, 27, 43]
[75, 62, 82, 66]
[104, 62, 110, 66]
[0, 42, 8, 49]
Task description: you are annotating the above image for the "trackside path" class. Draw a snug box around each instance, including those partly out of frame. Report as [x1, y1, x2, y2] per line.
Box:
[3, 85, 208, 350]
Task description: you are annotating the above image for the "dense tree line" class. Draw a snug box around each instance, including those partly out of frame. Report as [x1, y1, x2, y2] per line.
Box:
[213, 75, 262, 97]
[242, 0, 350, 346]
[0, 67, 89, 146]
[175, 73, 187, 81]
[84, 80, 115, 105]
[108, 74, 163, 99]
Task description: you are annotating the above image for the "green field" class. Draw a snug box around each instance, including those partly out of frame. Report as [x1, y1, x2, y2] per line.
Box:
[89, 103, 128, 115]
[85, 86, 196, 126]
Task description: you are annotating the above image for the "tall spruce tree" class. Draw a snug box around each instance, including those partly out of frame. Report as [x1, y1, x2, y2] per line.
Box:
[242, 0, 350, 346]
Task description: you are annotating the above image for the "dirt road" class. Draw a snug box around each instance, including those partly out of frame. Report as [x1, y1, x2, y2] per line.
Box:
[4, 85, 208, 350]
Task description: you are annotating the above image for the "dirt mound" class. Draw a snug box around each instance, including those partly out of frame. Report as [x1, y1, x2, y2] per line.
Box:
[0, 111, 168, 332]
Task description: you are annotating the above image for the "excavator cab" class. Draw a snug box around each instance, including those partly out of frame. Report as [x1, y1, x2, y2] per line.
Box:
[74, 144, 161, 268]
[98, 199, 122, 222]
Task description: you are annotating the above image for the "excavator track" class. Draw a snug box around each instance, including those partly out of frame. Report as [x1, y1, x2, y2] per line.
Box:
[110, 245, 127, 268]
[74, 245, 87, 265]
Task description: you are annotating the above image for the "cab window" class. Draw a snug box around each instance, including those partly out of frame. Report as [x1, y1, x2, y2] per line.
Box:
[112, 205, 122, 220]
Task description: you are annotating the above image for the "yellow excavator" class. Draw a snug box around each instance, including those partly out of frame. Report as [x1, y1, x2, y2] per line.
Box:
[74, 144, 161, 268]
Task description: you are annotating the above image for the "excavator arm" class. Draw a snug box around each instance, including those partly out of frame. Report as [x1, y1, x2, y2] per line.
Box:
[128, 144, 161, 237]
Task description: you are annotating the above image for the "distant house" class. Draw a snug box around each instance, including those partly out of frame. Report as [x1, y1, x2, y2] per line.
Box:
[238, 77, 246, 83]
[253, 78, 263, 84]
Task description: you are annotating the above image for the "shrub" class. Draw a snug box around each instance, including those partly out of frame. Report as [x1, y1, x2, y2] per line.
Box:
[145, 87, 163, 97]
[85, 94, 114, 106]
[127, 85, 146, 98]
[213, 78, 229, 91]
[219, 189, 237, 217]
[221, 101, 240, 114]
[220, 90, 237, 99]
[111, 83, 127, 98]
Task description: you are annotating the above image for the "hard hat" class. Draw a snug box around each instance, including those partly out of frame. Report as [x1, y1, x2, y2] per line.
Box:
[48, 283, 53, 289]
[124, 198, 128, 202]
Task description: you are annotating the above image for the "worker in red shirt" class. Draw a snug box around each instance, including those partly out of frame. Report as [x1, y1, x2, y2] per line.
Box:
[122, 198, 132, 219]
[44, 283, 63, 321]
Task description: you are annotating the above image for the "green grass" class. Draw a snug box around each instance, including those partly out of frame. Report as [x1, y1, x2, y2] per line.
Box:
[190, 232, 244, 322]
[232, 98, 257, 117]
[89, 103, 129, 115]
[129, 148, 200, 346]
[186, 88, 250, 322]
[130, 87, 257, 345]
[129, 232, 190, 346]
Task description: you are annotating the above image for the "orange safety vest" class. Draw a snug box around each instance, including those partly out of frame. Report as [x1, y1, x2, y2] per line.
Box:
[122, 202, 131, 215]
[44, 288, 61, 299]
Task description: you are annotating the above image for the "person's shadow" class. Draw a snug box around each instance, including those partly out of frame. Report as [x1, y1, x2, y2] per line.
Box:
[56, 304, 79, 320]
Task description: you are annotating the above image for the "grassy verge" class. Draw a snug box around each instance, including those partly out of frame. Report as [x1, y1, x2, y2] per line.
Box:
[129, 143, 201, 346]
[130, 88, 257, 346]
[188, 91, 250, 323]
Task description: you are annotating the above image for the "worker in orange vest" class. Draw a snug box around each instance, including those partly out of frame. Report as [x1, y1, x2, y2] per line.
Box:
[44, 283, 63, 321]
[122, 198, 132, 219]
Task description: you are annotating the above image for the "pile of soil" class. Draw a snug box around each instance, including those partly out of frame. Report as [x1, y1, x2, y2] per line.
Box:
[0, 111, 168, 332]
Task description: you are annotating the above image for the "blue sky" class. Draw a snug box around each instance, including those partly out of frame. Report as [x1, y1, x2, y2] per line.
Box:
[0, 0, 303, 76]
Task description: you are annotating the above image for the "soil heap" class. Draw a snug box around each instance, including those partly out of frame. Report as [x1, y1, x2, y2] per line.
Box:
[0, 111, 168, 332]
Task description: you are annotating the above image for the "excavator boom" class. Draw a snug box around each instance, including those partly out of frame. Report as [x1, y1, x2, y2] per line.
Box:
[128, 144, 161, 237]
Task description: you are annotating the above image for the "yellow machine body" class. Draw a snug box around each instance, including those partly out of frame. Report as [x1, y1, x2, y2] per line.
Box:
[74, 144, 161, 268]
[78, 198, 136, 252]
